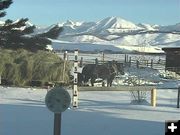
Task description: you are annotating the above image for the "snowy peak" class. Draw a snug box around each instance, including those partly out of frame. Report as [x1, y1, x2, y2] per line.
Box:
[64, 20, 74, 26]
[96, 17, 139, 29]
[87, 17, 140, 34]
[63, 20, 82, 27]
[57, 17, 142, 36]
[25, 21, 34, 27]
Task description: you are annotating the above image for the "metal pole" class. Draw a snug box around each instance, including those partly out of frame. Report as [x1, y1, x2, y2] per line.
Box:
[177, 87, 180, 108]
[54, 113, 61, 135]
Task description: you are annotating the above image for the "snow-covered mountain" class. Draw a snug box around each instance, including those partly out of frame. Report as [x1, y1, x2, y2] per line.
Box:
[2, 17, 180, 53]
[49, 17, 180, 53]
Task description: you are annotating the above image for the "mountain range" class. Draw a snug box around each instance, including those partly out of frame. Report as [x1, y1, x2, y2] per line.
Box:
[4, 17, 180, 53]
[54, 17, 180, 53]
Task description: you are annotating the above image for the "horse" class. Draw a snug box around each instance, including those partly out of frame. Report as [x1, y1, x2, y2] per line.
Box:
[69, 72, 85, 86]
[81, 61, 124, 87]
[114, 62, 125, 75]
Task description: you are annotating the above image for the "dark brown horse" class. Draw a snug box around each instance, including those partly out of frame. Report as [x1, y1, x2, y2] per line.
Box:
[81, 61, 124, 87]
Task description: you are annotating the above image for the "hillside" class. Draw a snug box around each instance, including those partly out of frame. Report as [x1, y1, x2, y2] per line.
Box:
[11, 17, 180, 53]
[52, 17, 180, 53]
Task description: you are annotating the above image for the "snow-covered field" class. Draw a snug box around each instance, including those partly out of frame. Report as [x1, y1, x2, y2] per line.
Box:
[1, 52, 180, 135]
[1, 85, 180, 135]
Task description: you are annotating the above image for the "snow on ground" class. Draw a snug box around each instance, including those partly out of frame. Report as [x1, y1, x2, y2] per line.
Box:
[1, 52, 179, 135]
[52, 41, 164, 53]
[0, 85, 180, 135]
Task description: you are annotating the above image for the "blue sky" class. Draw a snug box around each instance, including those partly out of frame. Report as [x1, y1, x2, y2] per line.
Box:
[2, 0, 180, 26]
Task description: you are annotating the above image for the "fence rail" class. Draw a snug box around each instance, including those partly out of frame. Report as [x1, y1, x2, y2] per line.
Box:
[79, 86, 156, 91]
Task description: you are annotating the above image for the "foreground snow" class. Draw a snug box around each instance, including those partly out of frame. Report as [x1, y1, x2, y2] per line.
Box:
[0, 86, 180, 135]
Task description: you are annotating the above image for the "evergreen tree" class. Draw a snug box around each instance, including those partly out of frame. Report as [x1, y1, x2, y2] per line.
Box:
[0, 0, 63, 51]
[0, 0, 13, 17]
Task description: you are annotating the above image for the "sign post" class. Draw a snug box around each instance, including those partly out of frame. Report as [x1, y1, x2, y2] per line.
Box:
[54, 113, 61, 135]
[45, 87, 71, 135]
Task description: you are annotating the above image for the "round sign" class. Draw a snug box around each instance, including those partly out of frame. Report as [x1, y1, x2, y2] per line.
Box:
[45, 87, 71, 113]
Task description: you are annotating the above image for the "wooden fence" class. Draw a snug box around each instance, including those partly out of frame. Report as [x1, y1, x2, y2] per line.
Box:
[59, 51, 166, 70]
[125, 59, 165, 69]
[124, 54, 165, 70]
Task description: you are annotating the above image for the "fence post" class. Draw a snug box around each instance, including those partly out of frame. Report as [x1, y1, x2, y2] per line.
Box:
[80, 57, 83, 68]
[73, 50, 79, 108]
[129, 57, 131, 67]
[102, 52, 104, 63]
[177, 86, 180, 108]
[95, 58, 98, 65]
[62, 51, 68, 82]
[151, 89, 157, 107]
[136, 60, 139, 68]
[124, 54, 127, 64]
[126, 55, 129, 64]
[63, 51, 68, 60]
[151, 59, 153, 68]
